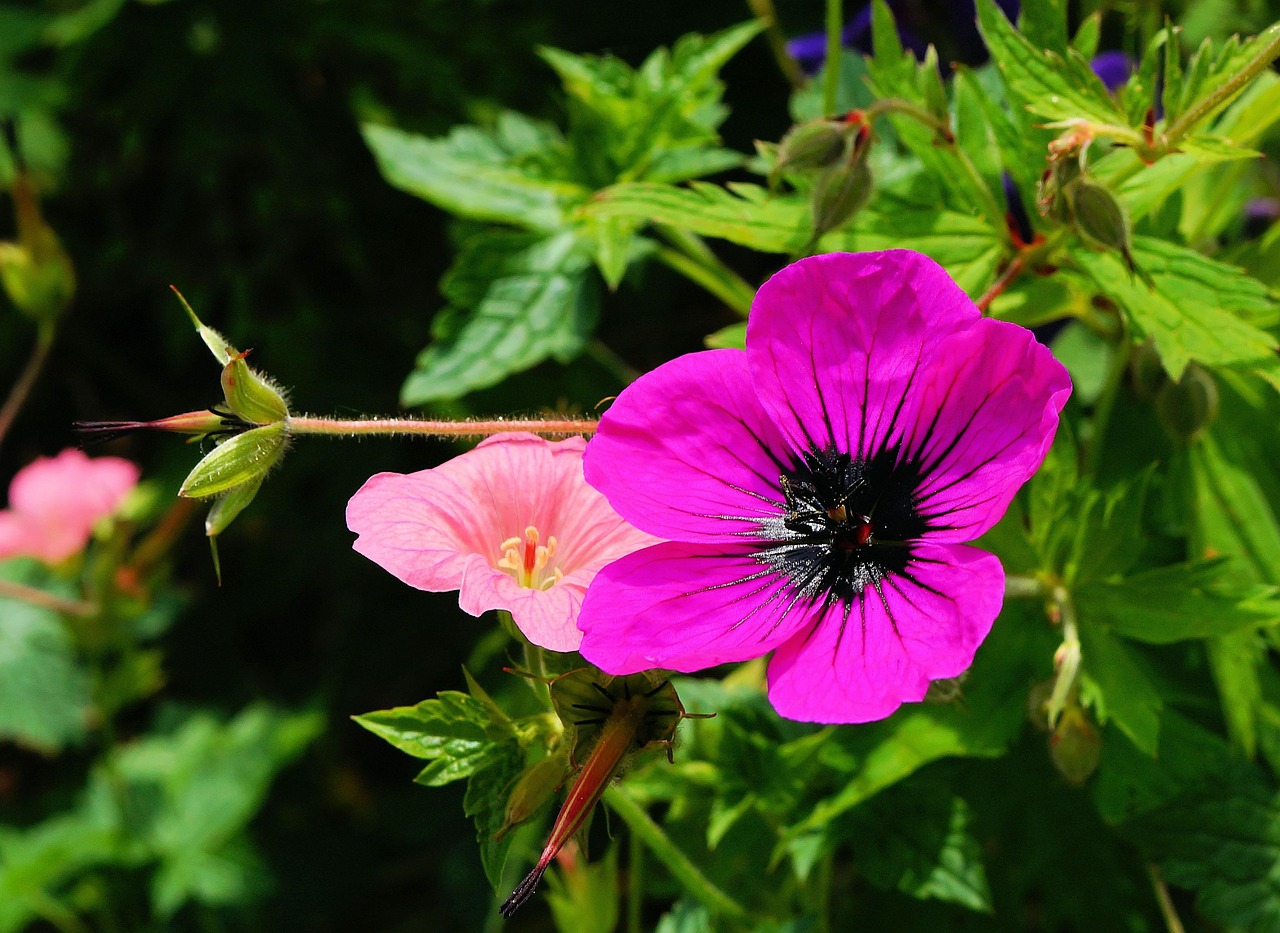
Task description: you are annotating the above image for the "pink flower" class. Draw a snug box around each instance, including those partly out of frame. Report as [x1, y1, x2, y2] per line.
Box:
[577, 251, 1071, 724]
[0, 448, 140, 563]
[345, 432, 660, 652]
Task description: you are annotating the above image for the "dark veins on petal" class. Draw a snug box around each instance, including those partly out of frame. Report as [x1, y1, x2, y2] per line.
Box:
[752, 445, 930, 604]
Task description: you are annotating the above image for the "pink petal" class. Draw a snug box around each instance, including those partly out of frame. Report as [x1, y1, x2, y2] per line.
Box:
[905, 319, 1072, 541]
[577, 542, 817, 674]
[346, 432, 657, 652]
[747, 251, 980, 459]
[765, 543, 1004, 723]
[2, 449, 139, 563]
[584, 350, 792, 543]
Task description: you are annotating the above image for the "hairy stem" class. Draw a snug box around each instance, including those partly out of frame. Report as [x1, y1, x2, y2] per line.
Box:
[1163, 22, 1280, 149]
[285, 415, 596, 439]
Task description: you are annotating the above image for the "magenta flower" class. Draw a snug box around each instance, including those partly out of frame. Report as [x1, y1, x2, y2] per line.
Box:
[577, 251, 1071, 723]
[0, 448, 140, 564]
[345, 432, 659, 652]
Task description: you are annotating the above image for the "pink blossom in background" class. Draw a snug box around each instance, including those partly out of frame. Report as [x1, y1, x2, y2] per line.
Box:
[0, 448, 140, 564]
[577, 250, 1071, 724]
[345, 432, 659, 652]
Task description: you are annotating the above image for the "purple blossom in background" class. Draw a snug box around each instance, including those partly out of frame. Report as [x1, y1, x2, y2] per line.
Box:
[788, 0, 1020, 75]
[1090, 50, 1135, 92]
[577, 251, 1070, 723]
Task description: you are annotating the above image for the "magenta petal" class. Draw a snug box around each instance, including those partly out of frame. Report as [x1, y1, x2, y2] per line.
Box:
[748, 251, 981, 459]
[578, 542, 817, 674]
[584, 350, 792, 543]
[906, 319, 1072, 541]
[765, 543, 1004, 723]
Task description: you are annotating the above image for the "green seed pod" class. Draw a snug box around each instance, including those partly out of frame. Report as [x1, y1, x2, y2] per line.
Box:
[179, 422, 290, 500]
[1129, 339, 1167, 400]
[1048, 706, 1101, 786]
[1155, 363, 1220, 442]
[221, 353, 290, 425]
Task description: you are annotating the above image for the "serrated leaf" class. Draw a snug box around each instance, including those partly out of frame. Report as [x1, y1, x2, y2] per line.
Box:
[0, 563, 91, 751]
[1078, 624, 1163, 756]
[362, 121, 586, 231]
[1075, 239, 1278, 379]
[1127, 761, 1280, 932]
[850, 781, 992, 913]
[1076, 560, 1280, 644]
[400, 231, 597, 404]
[465, 742, 524, 890]
[976, 0, 1132, 133]
[1174, 134, 1262, 161]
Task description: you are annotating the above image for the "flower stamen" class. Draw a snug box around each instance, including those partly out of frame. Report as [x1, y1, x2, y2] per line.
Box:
[497, 525, 562, 590]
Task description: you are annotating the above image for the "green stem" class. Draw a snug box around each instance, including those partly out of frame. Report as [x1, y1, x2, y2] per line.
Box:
[654, 225, 756, 317]
[1046, 584, 1081, 728]
[1004, 574, 1047, 599]
[0, 323, 54, 453]
[815, 846, 833, 933]
[587, 338, 642, 385]
[628, 823, 644, 933]
[1148, 862, 1186, 933]
[745, 0, 807, 90]
[823, 0, 842, 117]
[1163, 22, 1280, 149]
[285, 415, 596, 439]
[603, 785, 752, 924]
[0, 578, 95, 616]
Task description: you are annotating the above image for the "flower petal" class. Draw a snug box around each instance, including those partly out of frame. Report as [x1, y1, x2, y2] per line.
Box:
[578, 542, 818, 674]
[905, 318, 1071, 541]
[585, 350, 792, 543]
[765, 543, 1004, 723]
[748, 251, 981, 461]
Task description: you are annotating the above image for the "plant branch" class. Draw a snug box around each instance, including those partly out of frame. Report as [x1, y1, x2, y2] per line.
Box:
[0, 324, 54, 453]
[745, 0, 807, 90]
[285, 415, 596, 439]
[823, 0, 842, 117]
[0, 578, 96, 616]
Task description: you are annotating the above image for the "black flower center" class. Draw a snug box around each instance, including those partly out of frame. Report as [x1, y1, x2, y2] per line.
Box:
[754, 445, 928, 604]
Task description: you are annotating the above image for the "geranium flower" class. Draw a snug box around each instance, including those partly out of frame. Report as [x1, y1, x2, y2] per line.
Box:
[577, 251, 1070, 723]
[345, 432, 659, 652]
[0, 448, 139, 564]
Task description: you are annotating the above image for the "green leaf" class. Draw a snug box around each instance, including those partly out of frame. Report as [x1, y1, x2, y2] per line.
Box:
[0, 808, 117, 933]
[1078, 624, 1163, 756]
[361, 120, 586, 231]
[849, 780, 992, 913]
[91, 704, 322, 918]
[704, 321, 746, 350]
[353, 691, 512, 786]
[400, 231, 598, 405]
[1076, 560, 1280, 644]
[1127, 761, 1280, 932]
[0, 561, 91, 752]
[976, 0, 1132, 133]
[464, 741, 524, 890]
[1074, 238, 1278, 380]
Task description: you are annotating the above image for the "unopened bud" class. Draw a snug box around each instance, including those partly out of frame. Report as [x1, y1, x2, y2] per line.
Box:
[1036, 157, 1081, 221]
[1129, 340, 1167, 400]
[221, 351, 289, 425]
[809, 150, 873, 246]
[0, 174, 75, 324]
[1048, 706, 1101, 786]
[1156, 363, 1219, 442]
[495, 754, 570, 840]
[1066, 180, 1132, 259]
[770, 119, 850, 189]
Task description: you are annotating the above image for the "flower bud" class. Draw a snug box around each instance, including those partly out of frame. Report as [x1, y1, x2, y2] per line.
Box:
[0, 173, 75, 325]
[221, 351, 290, 425]
[495, 754, 570, 840]
[1129, 340, 1167, 400]
[1066, 179, 1132, 261]
[1155, 363, 1219, 442]
[770, 119, 850, 190]
[1048, 706, 1101, 786]
[808, 136, 873, 250]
